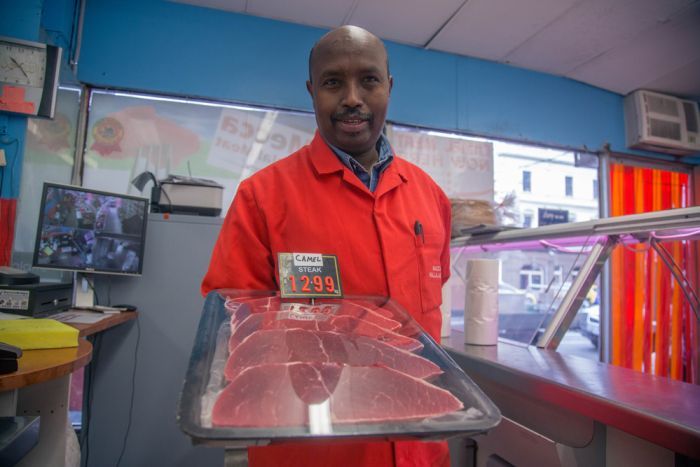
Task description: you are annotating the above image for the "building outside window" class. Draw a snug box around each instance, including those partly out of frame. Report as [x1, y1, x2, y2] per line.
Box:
[565, 176, 573, 197]
[520, 264, 545, 291]
[522, 170, 531, 192]
[553, 265, 563, 286]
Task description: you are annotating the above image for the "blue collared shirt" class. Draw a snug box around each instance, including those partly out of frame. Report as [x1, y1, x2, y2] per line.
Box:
[328, 133, 394, 192]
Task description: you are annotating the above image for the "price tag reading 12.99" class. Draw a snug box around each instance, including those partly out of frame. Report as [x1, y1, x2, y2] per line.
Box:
[278, 253, 343, 299]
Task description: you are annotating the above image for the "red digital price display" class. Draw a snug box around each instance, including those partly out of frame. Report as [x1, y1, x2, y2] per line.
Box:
[278, 253, 343, 299]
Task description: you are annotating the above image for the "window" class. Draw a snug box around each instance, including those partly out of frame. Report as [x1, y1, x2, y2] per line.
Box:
[593, 179, 599, 199]
[82, 90, 317, 211]
[552, 266, 563, 285]
[493, 149, 598, 228]
[522, 170, 531, 192]
[389, 126, 493, 199]
[519, 264, 545, 291]
[565, 176, 573, 197]
[523, 212, 533, 228]
[13, 86, 81, 276]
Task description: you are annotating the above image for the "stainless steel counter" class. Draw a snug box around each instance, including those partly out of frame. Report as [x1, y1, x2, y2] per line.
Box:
[443, 330, 700, 460]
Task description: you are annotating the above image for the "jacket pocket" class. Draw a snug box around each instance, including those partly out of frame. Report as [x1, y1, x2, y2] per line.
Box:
[415, 232, 444, 313]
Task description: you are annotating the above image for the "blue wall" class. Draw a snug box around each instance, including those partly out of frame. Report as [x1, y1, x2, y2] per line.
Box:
[0, 0, 44, 199]
[4, 0, 698, 168]
[0, 0, 81, 198]
[77, 0, 697, 161]
[456, 59, 624, 151]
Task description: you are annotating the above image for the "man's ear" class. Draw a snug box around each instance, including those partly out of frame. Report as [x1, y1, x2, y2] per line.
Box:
[306, 80, 313, 98]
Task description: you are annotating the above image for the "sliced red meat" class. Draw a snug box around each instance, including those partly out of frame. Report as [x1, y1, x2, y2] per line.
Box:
[228, 312, 423, 353]
[224, 329, 441, 381]
[211, 362, 463, 427]
[228, 300, 401, 332]
[225, 296, 281, 317]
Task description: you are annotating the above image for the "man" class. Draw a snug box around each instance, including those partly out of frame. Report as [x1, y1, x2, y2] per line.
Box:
[202, 25, 452, 467]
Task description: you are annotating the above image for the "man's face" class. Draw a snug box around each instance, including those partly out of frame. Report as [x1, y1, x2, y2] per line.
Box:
[307, 30, 393, 158]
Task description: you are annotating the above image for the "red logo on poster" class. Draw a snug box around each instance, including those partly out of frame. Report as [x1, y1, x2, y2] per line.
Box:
[90, 117, 124, 155]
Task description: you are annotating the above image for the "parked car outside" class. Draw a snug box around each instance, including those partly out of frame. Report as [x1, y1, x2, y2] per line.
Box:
[581, 304, 600, 346]
[498, 281, 537, 313]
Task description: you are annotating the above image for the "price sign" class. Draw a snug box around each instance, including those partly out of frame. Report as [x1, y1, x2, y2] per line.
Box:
[278, 253, 343, 299]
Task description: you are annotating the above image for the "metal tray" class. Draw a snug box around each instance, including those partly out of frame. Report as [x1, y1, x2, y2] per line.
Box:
[178, 290, 500, 447]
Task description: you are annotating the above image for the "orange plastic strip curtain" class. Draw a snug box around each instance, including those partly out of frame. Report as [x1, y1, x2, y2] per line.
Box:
[609, 163, 696, 382]
[0, 199, 17, 266]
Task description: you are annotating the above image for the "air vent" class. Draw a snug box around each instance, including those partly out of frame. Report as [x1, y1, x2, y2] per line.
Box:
[683, 101, 698, 133]
[646, 94, 679, 117]
[624, 90, 700, 156]
[648, 118, 681, 140]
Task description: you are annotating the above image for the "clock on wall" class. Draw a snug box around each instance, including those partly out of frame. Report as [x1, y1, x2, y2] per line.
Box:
[0, 36, 62, 119]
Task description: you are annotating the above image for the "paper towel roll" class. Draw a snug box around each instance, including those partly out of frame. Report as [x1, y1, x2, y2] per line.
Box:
[440, 281, 452, 338]
[464, 259, 499, 345]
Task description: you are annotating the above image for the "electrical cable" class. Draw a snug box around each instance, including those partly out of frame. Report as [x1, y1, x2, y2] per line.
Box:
[107, 276, 112, 306]
[81, 332, 102, 467]
[7, 138, 18, 197]
[116, 317, 141, 467]
[83, 274, 100, 305]
[619, 235, 652, 253]
[540, 239, 595, 254]
[0, 137, 20, 197]
[650, 238, 700, 319]
[541, 233, 595, 324]
[69, 0, 80, 54]
[651, 228, 700, 240]
[160, 186, 173, 213]
[0, 137, 19, 265]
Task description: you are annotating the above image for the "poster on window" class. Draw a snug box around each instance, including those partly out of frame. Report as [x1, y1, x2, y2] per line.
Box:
[206, 107, 315, 182]
[388, 126, 494, 200]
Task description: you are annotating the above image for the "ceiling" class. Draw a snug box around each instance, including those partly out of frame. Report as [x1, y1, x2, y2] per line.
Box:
[173, 0, 700, 101]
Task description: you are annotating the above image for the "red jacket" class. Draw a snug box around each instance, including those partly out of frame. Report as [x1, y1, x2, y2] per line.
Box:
[202, 131, 452, 466]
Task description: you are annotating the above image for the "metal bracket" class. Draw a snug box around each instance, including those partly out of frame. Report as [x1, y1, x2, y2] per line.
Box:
[537, 236, 618, 349]
[650, 238, 700, 321]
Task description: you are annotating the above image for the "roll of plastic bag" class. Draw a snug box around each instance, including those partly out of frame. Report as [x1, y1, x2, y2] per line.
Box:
[440, 282, 452, 338]
[464, 259, 499, 345]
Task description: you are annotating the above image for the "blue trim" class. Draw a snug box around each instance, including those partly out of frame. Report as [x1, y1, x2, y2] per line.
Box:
[0, 0, 44, 199]
[6, 0, 698, 166]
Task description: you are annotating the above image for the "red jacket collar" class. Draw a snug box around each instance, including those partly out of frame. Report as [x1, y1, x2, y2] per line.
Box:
[308, 131, 408, 185]
[308, 131, 346, 175]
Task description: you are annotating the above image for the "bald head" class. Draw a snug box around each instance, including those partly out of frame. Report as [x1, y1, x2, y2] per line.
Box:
[308, 26, 390, 82]
[305, 25, 393, 162]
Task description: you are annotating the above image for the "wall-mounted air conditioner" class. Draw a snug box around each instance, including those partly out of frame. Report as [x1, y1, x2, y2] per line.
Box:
[624, 90, 700, 156]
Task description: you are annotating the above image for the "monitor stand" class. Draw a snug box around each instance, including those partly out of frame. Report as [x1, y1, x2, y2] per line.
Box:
[73, 272, 96, 308]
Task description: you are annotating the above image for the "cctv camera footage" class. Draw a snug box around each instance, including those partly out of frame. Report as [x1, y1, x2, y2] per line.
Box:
[35, 186, 148, 275]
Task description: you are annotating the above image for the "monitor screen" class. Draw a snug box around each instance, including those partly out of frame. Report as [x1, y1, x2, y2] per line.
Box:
[33, 183, 149, 276]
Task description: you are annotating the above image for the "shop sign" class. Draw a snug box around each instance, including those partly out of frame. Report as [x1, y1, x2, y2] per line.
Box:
[538, 208, 569, 225]
[278, 252, 343, 299]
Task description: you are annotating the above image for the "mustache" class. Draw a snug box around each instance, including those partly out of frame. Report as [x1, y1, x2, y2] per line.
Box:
[332, 110, 372, 121]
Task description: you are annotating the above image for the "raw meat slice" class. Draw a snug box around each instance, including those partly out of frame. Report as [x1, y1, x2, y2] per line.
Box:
[224, 296, 281, 317]
[224, 329, 441, 381]
[333, 302, 402, 330]
[228, 312, 423, 353]
[211, 362, 463, 427]
[229, 300, 401, 332]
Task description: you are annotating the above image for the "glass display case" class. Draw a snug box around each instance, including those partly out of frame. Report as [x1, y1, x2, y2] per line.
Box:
[449, 207, 700, 350]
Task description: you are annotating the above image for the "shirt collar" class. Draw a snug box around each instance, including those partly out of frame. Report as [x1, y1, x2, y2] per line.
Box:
[327, 133, 394, 173]
[307, 131, 408, 195]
